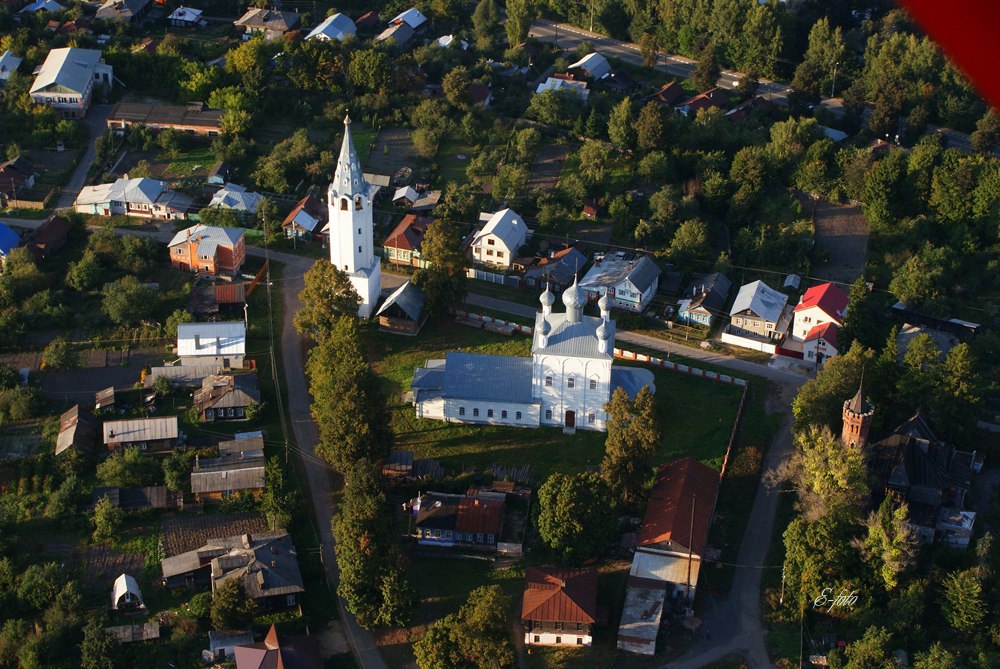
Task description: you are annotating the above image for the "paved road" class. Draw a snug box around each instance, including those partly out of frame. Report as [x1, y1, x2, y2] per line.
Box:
[53, 104, 115, 209]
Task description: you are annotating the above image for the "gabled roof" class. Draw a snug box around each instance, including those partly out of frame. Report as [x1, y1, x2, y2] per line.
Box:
[177, 321, 246, 357]
[568, 52, 611, 80]
[30, 47, 102, 95]
[521, 567, 597, 624]
[677, 87, 729, 113]
[441, 352, 537, 403]
[535, 77, 589, 99]
[436, 34, 468, 50]
[234, 7, 299, 31]
[383, 213, 431, 251]
[305, 12, 356, 41]
[111, 573, 144, 609]
[580, 253, 660, 293]
[194, 373, 260, 411]
[646, 80, 684, 105]
[26, 215, 70, 259]
[0, 51, 23, 79]
[103, 416, 179, 444]
[56, 404, 98, 455]
[191, 450, 265, 494]
[414, 492, 461, 529]
[455, 495, 504, 535]
[282, 195, 325, 232]
[637, 457, 720, 555]
[95, 0, 150, 21]
[375, 21, 414, 45]
[393, 186, 419, 204]
[524, 246, 588, 286]
[681, 272, 731, 315]
[730, 280, 787, 323]
[805, 322, 839, 349]
[376, 280, 424, 321]
[169, 223, 244, 250]
[20, 0, 65, 13]
[168, 6, 201, 21]
[473, 208, 528, 252]
[794, 282, 849, 324]
[209, 183, 262, 212]
[390, 7, 427, 29]
[234, 624, 322, 669]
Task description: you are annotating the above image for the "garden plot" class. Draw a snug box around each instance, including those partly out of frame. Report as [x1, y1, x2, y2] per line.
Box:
[160, 511, 269, 556]
[528, 143, 569, 193]
[809, 199, 869, 283]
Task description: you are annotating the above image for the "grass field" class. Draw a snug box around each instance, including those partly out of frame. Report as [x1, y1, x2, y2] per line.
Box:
[370, 319, 744, 480]
[435, 137, 475, 186]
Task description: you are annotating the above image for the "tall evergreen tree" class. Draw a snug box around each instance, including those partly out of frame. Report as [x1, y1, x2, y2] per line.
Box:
[854, 496, 918, 591]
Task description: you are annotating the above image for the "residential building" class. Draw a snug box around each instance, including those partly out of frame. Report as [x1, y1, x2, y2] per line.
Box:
[390, 7, 427, 30]
[0, 50, 23, 86]
[374, 21, 414, 48]
[29, 47, 112, 119]
[618, 457, 720, 655]
[376, 280, 426, 335]
[74, 177, 191, 219]
[218, 431, 265, 455]
[208, 630, 254, 663]
[409, 491, 505, 549]
[176, 321, 246, 367]
[233, 624, 322, 669]
[107, 101, 223, 136]
[522, 567, 598, 647]
[534, 76, 589, 100]
[676, 88, 729, 117]
[469, 83, 493, 107]
[412, 280, 655, 432]
[206, 161, 231, 185]
[55, 404, 99, 456]
[724, 95, 773, 123]
[25, 214, 70, 261]
[305, 12, 355, 41]
[436, 34, 468, 49]
[676, 272, 731, 327]
[167, 6, 202, 27]
[791, 282, 848, 341]
[579, 252, 661, 312]
[568, 52, 611, 80]
[19, 0, 64, 13]
[281, 195, 326, 240]
[168, 224, 246, 276]
[726, 280, 789, 340]
[234, 8, 300, 39]
[0, 156, 35, 206]
[383, 214, 431, 267]
[161, 531, 305, 613]
[523, 245, 588, 290]
[95, 0, 150, 23]
[111, 574, 145, 611]
[208, 182, 262, 214]
[645, 80, 685, 106]
[92, 486, 179, 510]
[193, 373, 260, 422]
[103, 416, 180, 455]
[190, 449, 265, 502]
[803, 322, 840, 367]
[471, 208, 529, 270]
[411, 189, 441, 213]
[327, 113, 381, 317]
[147, 363, 224, 387]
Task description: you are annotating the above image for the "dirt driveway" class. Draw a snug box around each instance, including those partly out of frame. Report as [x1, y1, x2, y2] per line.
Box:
[809, 199, 869, 284]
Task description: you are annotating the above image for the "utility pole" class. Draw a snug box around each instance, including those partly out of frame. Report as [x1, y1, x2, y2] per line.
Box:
[780, 564, 786, 606]
[589, 0, 594, 33]
[830, 61, 839, 99]
[685, 493, 695, 604]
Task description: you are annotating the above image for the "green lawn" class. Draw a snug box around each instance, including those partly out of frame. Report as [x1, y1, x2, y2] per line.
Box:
[371, 319, 744, 480]
[163, 145, 215, 178]
[435, 137, 475, 186]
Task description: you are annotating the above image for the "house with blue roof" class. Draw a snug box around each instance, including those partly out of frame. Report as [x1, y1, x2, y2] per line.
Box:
[0, 222, 21, 264]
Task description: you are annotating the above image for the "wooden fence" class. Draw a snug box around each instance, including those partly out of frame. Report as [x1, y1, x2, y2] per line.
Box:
[719, 382, 751, 479]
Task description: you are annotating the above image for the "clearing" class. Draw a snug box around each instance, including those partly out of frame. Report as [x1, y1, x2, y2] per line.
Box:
[528, 143, 569, 193]
[808, 199, 869, 284]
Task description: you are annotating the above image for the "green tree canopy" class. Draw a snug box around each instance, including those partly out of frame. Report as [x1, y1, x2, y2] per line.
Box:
[101, 275, 155, 326]
[412, 220, 468, 320]
[537, 472, 617, 563]
[211, 578, 256, 631]
[601, 386, 660, 508]
[295, 260, 361, 341]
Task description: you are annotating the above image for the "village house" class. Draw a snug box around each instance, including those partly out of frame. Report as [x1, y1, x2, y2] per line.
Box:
[167, 6, 202, 28]
[725, 95, 774, 123]
[55, 404, 99, 456]
[25, 214, 70, 261]
[281, 195, 327, 241]
[305, 12, 356, 41]
[193, 373, 260, 422]
[522, 567, 598, 647]
[389, 7, 427, 31]
[618, 457, 720, 655]
[676, 272, 732, 327]
[376, 280, 426, 335]
[0, 155, 35, 207]
[676, 88, 729, 117]
[95, 0, 150, 23]
[471, 208, 529, 270]
[176, 321, 246, 368]
[523, 245, 588, 291]
[787, 282, 849, 366]
[234, 7, 300, 39]
[92, 486, 180, 510]
[107, 101, 223, 136]
[219, 431, 265, 455]
[29, 47, 113, 119]
[645, 80, 685, 107]
[103, 416, 180, 455]
[190, 449, 265, 502]
[233, 624, 322, 669]
[535, 76, 589, 100]
[382, 214, 431, 267]
[168, 224, 246, 276]
[375, 21, 414, 48]
[74, 177, 192, 220]
[568, 52, 612, 80]
[412, 280, 654, 432]
[436, 34, 468, 50]
[208, 182, 263, 214]
[20, 0, 66, 15]
[207, 161, 231, 186]
[722, 280, 791, 353]
[161, 531, 305, 613]
[579, 252, 661, 312]
[408, 491, 506, 550]
[0, 50, 23, 86]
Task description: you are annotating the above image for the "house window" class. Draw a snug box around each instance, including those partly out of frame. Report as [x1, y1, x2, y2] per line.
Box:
[589, 379, 597, 390]
[556, 637, 562, 644]
[516, 411, 522, 420]
[473, 408, 479, 417]
[807, 350, 814, 359]
[576, 623, 583, 631]
[466, 533, 473, 542]
[555, 622, 562, 631]
[476, 533, 484, 543]
[206, 409, 214, 418]
[567, 377, 574, 388]
[444, 531, 452, 539]
[286, 594, 296, 606]
[175, 248, 182, 255]
[588, 413, 595, 424]
[534, 636, 540, 643]
[487, 534, 494, 543]
[459, 407, 465, 416]
[487, 239, 495, 246]
[545, 376, 552, 387]
[545, 409, 552, 420]
[501, 410, 507, 419]
[497, 251, 504, 258]
[487, 409, 494, 418]
[486, 249, 494, 256]
[576, 638, 583, 645]
[236, 407, 244, 417]
[433, 530, 441, 538]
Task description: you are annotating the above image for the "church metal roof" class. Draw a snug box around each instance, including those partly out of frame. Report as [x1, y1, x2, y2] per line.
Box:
[441, 352, 537, 403]
[331, 114, 367, 198]
[532, 312, 614, 360]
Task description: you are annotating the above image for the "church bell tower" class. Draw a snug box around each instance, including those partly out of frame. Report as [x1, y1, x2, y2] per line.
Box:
[328, 112, 381, 317]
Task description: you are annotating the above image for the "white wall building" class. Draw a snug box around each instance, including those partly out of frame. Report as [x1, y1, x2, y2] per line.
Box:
[412, 280, 654, 432]
[29, 47, 113, 119]
[579, 252, 661, 312]
[471, 208, 529, 270]
[327, 113, 381, 317]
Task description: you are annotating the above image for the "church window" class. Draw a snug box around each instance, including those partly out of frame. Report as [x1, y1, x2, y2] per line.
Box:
[545, 409, 552, 420]
[341, 198, 348, 210]
[358, 246, 362, 253]
[344, 265, 348, 271]
[487, 409, 494, 418]
[589, 379, 597, 390]
[358, 228, 361, 235]
[355, 196, 362, 210]
[515, 411, 522, 420]
[459, 407, 465, 416]
[501, 410, 507, 419]
[567, 377, 575, 388]
[473, 408, 479, 417]
[545, 376, 552, 387]
[588, 413, 595, 424]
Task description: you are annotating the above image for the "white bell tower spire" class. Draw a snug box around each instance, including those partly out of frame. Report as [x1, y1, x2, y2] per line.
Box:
[327, 111, 381, 317]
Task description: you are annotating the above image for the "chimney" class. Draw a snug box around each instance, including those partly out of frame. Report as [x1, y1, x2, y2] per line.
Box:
[186, 228, 191, 238]
[194, 334, 200, 349]
[241, 533, 251, 549]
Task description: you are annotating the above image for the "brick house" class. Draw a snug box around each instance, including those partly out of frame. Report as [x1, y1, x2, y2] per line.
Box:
[168, 224, 245, 276]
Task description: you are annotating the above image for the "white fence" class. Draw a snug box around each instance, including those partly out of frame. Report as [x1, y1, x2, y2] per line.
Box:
[467, 268, 521, 287]
[720, 330, 778, 355]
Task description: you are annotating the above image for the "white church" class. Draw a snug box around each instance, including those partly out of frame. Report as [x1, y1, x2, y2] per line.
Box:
[326, 113, 381, 317]
[411, 279, 655, 432]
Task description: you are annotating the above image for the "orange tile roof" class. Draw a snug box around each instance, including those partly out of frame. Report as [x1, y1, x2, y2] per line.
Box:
[637, 457, 720, 554]
[520, 566, 597, 624]
[383, 214, 431, 252]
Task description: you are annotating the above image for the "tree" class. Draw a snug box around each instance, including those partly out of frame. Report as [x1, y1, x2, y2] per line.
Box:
[414, 586, 514, 669]
[667, 219, 712, 268]
[578, 140, 611, 185]
[969, 108, 1000, 154]
[65, 250, 104, 292]
[940, 568, 986, 634]
[442, 66, 471, 109]
[504, 0, 533, 46]
[161, 451, 189, 493]
[101, 276, 155, 326]
[16, 563, 63, 611]
[913, 642, 961, 669]
[414, 614, 464, 669]
[348, 49, 393, 93]
[81, 616, 118, 669]
[472, 0, 500, 48]
[41, 338, 79, 371]
[413, 220, 467, 320]
[638, 32, 659, 67]
[261, 456, 293, 531]
[526, 89, 576, 127]
[691, 42, 721, 91]
[211, 578, 256, 631]
[782, 504, 860, 612]
[607, 98, 635, 152]
[92, 495, 123, 543]
[537, 472, 617, 563]
[854, 496, 918, 591]
[932, 343, 980, 434]
[601, 386, 659, 508]
[376, 564, 416, 627]
[226, 36, 276, 91]
[839, 276, 881, 349]
[774, 426, 868, 522]
[165, 308, 196, 338]
[493, 163, 530, 200]
[294, 260, 361, 341]
[791, 342, 874, 431]
[840, 626, 895, 669]
[96, 447, 161, 487]
[636, 102, 665, 153]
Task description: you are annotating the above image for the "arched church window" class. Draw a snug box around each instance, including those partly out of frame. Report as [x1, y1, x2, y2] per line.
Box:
[355, 196, 362, 210]
[544, 376, 552, 387]
[567, 377, 575, 388]
[340, 198, 348, 211]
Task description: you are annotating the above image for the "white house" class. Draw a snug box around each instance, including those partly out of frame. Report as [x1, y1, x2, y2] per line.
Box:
[74, 177, 191, 219]
[29, 47, 113, 119]
[0, 51, 23, 85]
[579, 252, 661, 312]
[791, 282, 848, 342]
[209, 183, 262, 214]
[176, 321, 246, 368]
[168, 6, 203, 27]
[326, 113, 381, 317]
[412, 281, 655, 433]
[305, 13, 356, 41]
[471, 208, 529, 270]
[568, 52, 612, 80]
[522, 567, 597, 647]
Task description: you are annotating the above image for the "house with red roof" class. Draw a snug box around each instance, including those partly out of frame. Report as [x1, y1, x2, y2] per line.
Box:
[791, 282, 849, 366]
[521, 566, 598, 647]
[676, 88, 729, 117]
[803, 321, 840, 367]
[407, 490, 505, 549]
[382, 214, 432, 267]
[281, 195, 326, 241]
[645, 80, 685, 107]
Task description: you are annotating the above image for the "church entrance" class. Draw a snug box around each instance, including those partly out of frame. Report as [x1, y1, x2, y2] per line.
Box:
[565, 410, 575, 428]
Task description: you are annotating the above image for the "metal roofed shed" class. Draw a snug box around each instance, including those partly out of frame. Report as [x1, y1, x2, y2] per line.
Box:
[617, 579, 667, 655]
[568, 52, 612, 80]
[377, 280, 427, 335]
[305, 12, 356, 41]
[177, 321, 246, 359]
[219, 432, 265, 455]
[103, 417, 180, 453]
[111, 573, 145, 610]
[390, 7, 427, 29]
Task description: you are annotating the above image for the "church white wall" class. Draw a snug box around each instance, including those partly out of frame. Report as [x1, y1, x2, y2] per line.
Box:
[415, 395, 445, 419]
[327, 186, 375, 275]
[532, 355, 612, 431]
[442, 399, 540, 427]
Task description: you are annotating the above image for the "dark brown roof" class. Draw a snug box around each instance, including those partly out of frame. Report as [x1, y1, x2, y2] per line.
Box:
[647, 80, 685, 106]
[26, 215, 70, 260]
[234, 624, 322, 669]
[521, 566, 597, 624]
[637, 457, 720, 555]
[383, 214, 431, 252]
[455, 495, 504, 535]
[845, 381, 871, 415]
[108, 102, 224, 130]
[678, 87, 729, 113]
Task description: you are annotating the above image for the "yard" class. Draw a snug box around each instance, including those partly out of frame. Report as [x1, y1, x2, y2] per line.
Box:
[435, 136, 475, 186]
[807, 198, 869, 284]
[365, 127, 419, 179]
[528, 143, 569, 194]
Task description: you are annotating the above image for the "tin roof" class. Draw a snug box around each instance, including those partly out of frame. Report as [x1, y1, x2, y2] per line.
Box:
[376, 280, 424, 321]
[730, 280, 787, 323]
[794, 282, 848, 323]
[177, 321, 246, 357]
[441, 352, 536, 403]
[637, 457, 720, 555]
[103, 416, 179, 444]
[521, 567, 597, 624]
